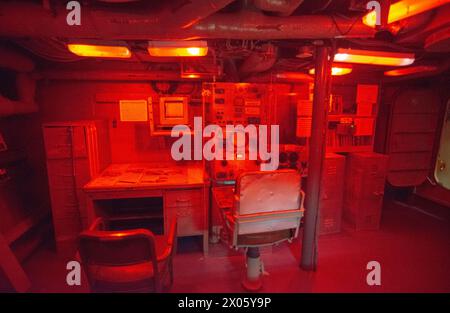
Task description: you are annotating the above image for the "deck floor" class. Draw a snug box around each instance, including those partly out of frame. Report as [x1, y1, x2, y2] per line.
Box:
[21, 199, 450, 293]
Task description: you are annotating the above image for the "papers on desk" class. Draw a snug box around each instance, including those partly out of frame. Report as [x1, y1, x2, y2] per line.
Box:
[118, 171, 143, 184]
[90, 164, 188, 187]
[84, 163, 207, 190]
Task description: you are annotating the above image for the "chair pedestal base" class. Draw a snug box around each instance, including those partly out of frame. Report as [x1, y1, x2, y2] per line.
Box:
[242, 247, 263, 291]
[242, 276, 263, 291]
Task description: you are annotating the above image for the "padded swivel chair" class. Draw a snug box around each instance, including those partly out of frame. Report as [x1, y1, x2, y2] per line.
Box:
[221, 169, 304, 290]
[78, 218, 177, 293]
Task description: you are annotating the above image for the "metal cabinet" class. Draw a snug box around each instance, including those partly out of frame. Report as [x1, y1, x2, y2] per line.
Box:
[343, 152, 388, 230]
[43, 121, 108, 255]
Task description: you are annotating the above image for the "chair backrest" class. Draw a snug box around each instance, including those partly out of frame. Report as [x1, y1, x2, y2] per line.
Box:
[235, 169, 302, 216]
[78, 229, 157, 267]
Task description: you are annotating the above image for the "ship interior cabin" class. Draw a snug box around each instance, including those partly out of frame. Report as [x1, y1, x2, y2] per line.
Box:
[0, 0, 449, 293]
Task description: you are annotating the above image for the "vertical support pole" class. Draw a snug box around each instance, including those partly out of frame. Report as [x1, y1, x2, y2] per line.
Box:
[300, 45, 333, 271]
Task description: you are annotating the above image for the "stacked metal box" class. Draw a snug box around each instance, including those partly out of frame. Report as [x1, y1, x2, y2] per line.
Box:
[343, 152, 388, 230]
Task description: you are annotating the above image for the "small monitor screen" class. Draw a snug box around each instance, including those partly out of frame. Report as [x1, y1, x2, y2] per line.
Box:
[164, 101, 185, 118]
[159, 96, 188, 125]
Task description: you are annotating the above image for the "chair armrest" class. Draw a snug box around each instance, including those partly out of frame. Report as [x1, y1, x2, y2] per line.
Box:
[300, 190, 306, 210]
[157, 218, 177, 262]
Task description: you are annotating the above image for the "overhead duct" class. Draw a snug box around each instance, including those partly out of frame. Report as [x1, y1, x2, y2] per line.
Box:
[396, 4, 450, 44]
[0, 3, 375, 39]
[160, 0, 237, 29]
[239, 44, 278, 77]
[253, 0, 304, 16]
[191, 11, 375, 39]
[0, 46, 38, 116]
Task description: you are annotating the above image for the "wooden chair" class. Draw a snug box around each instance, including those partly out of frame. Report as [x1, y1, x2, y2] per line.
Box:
[78, 217, 177, 293]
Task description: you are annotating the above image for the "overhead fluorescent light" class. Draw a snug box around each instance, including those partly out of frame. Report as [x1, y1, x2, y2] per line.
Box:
[384, 65, 438, 76]
[275, 72, 313, 81]
[67, 43, 131, 58]
[334, 48, 415, 66]
[148, 41, 208, 57]
[363, 0, 450, 28]
[181, 73, 201, 79]
[309, 66, 352, 76]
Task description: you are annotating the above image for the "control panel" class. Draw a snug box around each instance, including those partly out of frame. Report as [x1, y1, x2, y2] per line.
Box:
[203, 82, 269, 126]
[209, 159, 260, 182]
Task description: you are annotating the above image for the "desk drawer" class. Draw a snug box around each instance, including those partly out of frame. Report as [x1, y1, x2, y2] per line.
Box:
[167, 206, 204, 236]
[165, 189, 202, 208]
[165, 189, 204, 236]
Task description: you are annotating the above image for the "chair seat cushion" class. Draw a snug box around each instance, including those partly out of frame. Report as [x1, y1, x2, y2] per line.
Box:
[88, 234, 171, 284]
[91, 262, 156, 283]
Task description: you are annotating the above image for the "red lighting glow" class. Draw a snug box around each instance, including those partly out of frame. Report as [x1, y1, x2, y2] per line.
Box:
[309, 66, 352, 76]
[384, 65, 438, 76]
[67, 43, 132, 58]
[334, 48, 415, 66]
[362, 0, 450, 28]
[148, 41, 208, 57]
[181, 73, 201, 79]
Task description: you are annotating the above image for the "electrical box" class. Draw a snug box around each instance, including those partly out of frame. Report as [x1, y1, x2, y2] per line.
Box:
[203, 82, 268, 126]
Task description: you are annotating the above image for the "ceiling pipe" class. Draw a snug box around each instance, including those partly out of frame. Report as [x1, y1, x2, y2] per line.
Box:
[0, 3, 375, 39]
[164, 0, 237, 29]
[253, 0, 304, 16]
[189, 11, 375, 39]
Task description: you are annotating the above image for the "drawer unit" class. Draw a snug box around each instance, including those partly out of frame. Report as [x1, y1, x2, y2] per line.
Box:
[165, 189, 202, 208]
[43, 121, 108, 256]
[165, 189, 205, 236]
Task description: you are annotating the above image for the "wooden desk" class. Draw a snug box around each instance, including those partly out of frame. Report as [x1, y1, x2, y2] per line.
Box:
[83, 163, 209, 254]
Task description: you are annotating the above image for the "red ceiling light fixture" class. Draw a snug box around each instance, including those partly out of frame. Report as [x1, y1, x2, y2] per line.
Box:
[334, 48, 415, 66]
[384, 65, 438, 76]
[309, 66, 353, 76]
[363, 0, 450, 28]
[67, 43, 132, 58]
[147, 41, 208, 57]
